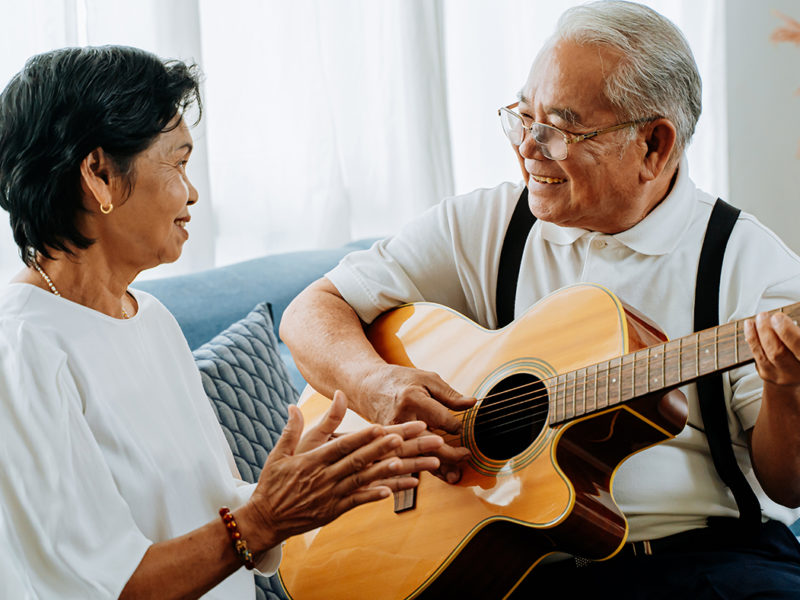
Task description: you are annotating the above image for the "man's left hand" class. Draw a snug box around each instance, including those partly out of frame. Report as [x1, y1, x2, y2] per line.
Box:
[745, 311, 800, 386]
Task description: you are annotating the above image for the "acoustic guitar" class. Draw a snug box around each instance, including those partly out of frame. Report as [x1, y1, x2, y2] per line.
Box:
[277, 283, 792, 599]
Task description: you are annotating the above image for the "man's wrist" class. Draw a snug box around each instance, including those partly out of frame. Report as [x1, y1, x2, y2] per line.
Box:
[347, 360, 391, 421]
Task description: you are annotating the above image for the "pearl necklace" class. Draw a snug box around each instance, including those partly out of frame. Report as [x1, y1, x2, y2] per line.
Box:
[32, 258, 129, 319]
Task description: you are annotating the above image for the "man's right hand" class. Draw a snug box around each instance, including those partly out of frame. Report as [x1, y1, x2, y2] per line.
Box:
[357, 363, 476, 483]
[281, 277, 476, 483]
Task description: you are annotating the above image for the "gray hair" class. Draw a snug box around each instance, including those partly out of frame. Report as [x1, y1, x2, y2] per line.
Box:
[551, 1, 701, 160]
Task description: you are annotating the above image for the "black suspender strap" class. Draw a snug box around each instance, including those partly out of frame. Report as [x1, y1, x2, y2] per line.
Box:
[694, 198, 762, 530]
[496, 188, 536, 328]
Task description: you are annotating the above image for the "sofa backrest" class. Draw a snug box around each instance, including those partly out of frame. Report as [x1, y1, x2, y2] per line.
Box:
[133, 239, 375, 351]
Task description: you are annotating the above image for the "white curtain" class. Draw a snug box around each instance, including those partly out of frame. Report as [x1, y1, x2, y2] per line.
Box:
[0, 0, 726, 283]
[197, 0, 454, 267]
[0, 0, 80, 283]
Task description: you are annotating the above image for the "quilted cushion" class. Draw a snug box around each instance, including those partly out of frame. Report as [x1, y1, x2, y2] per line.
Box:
[193, 302, 297, 599]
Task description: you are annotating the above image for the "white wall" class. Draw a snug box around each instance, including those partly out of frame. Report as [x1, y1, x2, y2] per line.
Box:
[727, 0, 800, 252]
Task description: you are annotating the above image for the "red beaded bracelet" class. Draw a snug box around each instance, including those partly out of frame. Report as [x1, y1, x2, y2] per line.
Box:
[219, 506, 255, 570]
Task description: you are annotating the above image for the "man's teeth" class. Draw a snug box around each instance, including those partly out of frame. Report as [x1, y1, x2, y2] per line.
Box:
[532, 175, 566, 184]
[175, 221, 186, 228]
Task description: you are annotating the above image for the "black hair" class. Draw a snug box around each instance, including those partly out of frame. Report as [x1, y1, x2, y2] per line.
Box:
[0, 45, 202, 264]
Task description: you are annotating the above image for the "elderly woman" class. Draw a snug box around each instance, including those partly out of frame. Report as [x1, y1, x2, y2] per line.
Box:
[0, 46, 442, 599]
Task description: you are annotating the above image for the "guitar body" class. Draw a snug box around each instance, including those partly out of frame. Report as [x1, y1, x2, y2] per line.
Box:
[278, 284, 689, 599]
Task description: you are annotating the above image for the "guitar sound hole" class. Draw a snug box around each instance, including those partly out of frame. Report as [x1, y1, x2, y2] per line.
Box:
[473, 373, 547, 461]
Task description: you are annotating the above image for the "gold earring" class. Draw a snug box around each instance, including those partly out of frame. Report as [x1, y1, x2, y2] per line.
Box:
[100, 203, 113, 215]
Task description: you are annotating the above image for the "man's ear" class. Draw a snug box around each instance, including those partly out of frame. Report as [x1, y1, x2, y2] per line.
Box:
[79, 148, 118, 213]
[641, 118, 677, 182]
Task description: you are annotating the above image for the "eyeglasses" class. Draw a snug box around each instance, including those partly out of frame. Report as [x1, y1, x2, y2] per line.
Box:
[498, 102, 655, 161]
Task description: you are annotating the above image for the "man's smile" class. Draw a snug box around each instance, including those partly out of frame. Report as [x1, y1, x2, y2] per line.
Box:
[530, 174, 567, 184]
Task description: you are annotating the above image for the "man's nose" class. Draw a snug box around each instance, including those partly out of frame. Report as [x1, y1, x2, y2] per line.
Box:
[519, 131, 549, 161]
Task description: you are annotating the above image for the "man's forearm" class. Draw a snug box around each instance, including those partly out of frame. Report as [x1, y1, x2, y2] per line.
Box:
[280, 277, 386, 418]
[750, 382, 800, 508]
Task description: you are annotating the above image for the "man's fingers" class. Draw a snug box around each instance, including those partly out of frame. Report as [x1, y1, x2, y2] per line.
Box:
[746, 314, 800, 385]
[425, 374, 476, 411]
[754, 313, 784, 360]
[409, 393, 467, 435]
[438, 462, 464, 484]
[433, 443, 472, 484]
[755, 313, 800, 367]
[434, 442, 471, 464]
[770, 313, 800, 359]
[745, 319, 767, 363]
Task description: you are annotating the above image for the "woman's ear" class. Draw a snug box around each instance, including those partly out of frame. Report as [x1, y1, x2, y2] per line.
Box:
[641, 118, 677, 182]
[79, 148, 118, 213]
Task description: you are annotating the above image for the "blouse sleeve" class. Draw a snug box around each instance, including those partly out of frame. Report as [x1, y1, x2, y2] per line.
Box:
[184, 358, 284, 575]
[0, 505, 37, 599]
[0, 320, 152, 599]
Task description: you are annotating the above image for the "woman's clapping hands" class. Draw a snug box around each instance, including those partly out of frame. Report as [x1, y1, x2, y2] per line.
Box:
[248, 390, 443, 548]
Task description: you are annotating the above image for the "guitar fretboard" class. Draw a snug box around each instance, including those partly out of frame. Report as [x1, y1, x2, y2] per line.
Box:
[547, 302, 800, 425]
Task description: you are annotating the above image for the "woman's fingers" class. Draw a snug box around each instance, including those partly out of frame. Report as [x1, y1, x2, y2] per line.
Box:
[394, 432, 444, 457]
[270, 405, 304, 458]
[366, 475, 420, 492]
[294, 391, 348, 454]
[332, 454, 440, 495]
[323, 432, 404, 479]
[253, 389, 459, 540]
[333, 486, 393, 514]
[381, 420, 428, 439]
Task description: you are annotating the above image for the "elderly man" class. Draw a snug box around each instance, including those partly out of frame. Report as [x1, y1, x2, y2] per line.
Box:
[282, 1, 800, 596]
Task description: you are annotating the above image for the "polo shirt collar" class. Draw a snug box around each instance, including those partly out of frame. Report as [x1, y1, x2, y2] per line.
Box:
[538, 156, 696, 255]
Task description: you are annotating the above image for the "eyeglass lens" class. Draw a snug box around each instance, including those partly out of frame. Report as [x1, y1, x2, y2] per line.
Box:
[500, 110, 568, 160]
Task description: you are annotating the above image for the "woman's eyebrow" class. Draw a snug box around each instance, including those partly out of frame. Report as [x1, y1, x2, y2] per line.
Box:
[173, 142, 194, 155]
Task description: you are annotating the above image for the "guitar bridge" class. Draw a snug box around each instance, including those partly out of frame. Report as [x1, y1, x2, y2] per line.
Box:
[393, 473, 418, 513]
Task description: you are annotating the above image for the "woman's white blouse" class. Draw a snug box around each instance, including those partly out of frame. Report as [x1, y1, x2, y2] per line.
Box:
[0, 284, 281, 599]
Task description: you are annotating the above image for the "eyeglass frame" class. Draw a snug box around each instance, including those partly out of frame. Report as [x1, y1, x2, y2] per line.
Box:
[498, 102, 657, 160]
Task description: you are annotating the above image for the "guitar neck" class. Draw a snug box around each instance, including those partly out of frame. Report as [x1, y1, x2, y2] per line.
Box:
[548, 302, 800, 425]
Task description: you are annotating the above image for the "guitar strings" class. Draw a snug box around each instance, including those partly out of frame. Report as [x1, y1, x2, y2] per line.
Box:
[475, 324, 744, 407]
[466, 325, 747, 421]
[445, 324, 757, 434]
[437, 309, 799, 445]
[476, 304, 800, 416]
